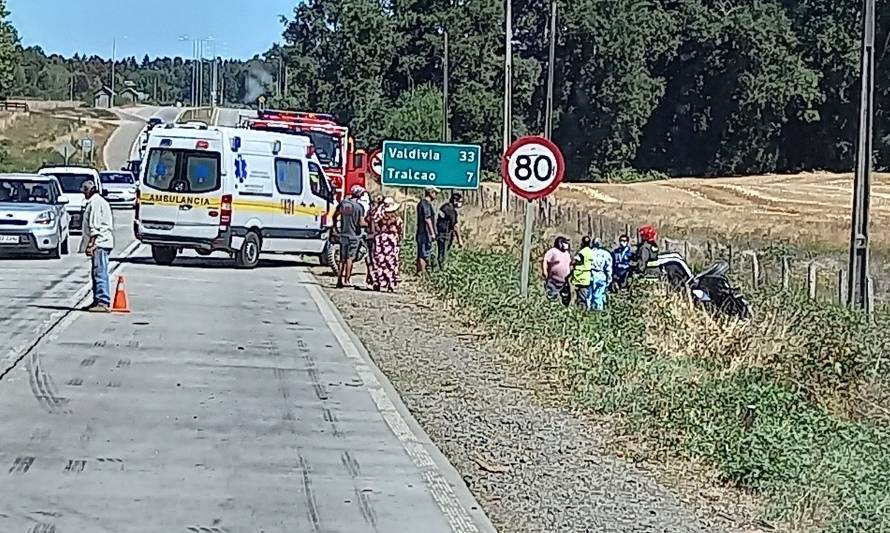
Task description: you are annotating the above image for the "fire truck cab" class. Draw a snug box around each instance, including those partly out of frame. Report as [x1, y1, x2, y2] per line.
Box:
[242, 110, 369, 203]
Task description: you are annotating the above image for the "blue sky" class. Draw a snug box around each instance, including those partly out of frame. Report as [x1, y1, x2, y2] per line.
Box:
[7, 0, 298, 60]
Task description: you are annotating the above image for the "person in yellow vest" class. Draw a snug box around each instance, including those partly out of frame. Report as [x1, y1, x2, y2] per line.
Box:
[570, 236, 595, 311]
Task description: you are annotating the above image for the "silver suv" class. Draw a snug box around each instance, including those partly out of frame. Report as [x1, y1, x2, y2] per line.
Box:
[0, 174, 71, 258]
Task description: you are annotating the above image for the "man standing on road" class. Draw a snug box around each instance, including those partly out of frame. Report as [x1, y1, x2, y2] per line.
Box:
[415, 186, 438, 274]
[80, 181, 114, 313]
[435, 192, 463, 268]
[333, 185, 367, 288]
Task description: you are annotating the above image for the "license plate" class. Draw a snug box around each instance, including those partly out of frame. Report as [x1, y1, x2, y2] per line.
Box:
[0, 235, 19, 244]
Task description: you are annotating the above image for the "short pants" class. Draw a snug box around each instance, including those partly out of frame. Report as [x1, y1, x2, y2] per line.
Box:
[416, 233, 433, 260]
[339, 234, 361, 261]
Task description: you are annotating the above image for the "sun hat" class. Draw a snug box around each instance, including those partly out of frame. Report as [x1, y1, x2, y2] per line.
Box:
[382, 197, 400, 213]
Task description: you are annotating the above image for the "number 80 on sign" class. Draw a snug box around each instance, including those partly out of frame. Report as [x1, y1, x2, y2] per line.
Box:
[501, 135, 565, 201]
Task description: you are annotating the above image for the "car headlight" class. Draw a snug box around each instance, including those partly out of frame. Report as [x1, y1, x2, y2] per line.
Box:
[34, 211, 56, 225]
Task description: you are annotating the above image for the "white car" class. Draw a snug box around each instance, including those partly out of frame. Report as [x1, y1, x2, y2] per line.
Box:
[99, 170, 138, 208]
[0, 174, 71, 258]
[37, 166, 102, 233]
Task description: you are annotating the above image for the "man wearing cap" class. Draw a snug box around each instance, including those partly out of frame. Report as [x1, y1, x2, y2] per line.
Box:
[80, 180, 115, 312]
[415, 186, 438, 273]
[333, 185, 367, 288]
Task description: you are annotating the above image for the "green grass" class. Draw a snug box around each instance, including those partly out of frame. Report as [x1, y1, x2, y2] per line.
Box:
[408, 236, 890, 532]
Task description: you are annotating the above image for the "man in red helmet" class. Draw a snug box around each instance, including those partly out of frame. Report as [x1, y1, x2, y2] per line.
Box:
[632, 224, 661, 279]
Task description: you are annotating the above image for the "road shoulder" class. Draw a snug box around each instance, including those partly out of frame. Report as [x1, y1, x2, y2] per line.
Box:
[317, 269, 762, 533]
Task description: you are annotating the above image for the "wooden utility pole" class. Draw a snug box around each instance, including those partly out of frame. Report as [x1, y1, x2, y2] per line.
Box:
[847, 0, 876, 312]
[500, 0, 513, 212]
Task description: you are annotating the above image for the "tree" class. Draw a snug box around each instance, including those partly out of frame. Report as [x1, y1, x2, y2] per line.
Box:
[0, 0, 18, 100]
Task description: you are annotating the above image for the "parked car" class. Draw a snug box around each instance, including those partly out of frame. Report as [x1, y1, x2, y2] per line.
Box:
[37, 165, 101, 232]
[0, 174, 71, 258]
[99, 170, 138, 208]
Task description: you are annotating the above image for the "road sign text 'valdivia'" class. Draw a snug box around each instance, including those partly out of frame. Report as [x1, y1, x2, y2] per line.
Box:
[382, 141, 481, 190]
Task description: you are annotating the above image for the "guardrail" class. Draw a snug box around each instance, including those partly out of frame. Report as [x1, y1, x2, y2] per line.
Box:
[1, 101, 29, 112]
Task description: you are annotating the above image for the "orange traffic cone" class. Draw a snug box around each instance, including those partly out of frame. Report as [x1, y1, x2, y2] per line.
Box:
[111, 276, 131, 314]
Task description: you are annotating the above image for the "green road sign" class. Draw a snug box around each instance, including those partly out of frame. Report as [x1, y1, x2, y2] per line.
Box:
[381, 140, 481, 190]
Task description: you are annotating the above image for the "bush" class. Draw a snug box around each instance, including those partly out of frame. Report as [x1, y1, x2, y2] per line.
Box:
[414, 239, 890, 532]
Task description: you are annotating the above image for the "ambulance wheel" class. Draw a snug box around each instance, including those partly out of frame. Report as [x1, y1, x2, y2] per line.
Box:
[236, 231, 261, 269]
[151, 245, 177, 266]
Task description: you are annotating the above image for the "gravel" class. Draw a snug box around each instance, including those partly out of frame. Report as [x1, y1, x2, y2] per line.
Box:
[319, 270, 766, 533]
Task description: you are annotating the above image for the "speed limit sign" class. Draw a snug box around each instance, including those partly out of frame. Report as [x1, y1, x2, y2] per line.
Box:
[501, 135, 565, 201]
[369, 149, 383, 177]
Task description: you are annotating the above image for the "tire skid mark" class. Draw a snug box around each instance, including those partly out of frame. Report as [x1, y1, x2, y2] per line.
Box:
[355, 488, 379, 530]
[298, 453, 321, 532]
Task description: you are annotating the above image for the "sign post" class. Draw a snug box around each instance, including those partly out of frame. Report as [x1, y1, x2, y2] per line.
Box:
[381, 141, 481, 190]
[501, 135, 565, 297]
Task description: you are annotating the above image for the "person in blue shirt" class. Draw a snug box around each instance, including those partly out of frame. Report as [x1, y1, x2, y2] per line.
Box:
[589, 238, 614, 311]
[611, 234, 633, 291]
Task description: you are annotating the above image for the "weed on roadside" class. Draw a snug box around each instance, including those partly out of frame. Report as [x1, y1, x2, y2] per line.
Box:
[411, 238, 890, 532]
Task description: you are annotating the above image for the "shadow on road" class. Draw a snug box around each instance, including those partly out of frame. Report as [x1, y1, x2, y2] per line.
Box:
[29, 304, 84, 313]
[112, 256, 311, 269]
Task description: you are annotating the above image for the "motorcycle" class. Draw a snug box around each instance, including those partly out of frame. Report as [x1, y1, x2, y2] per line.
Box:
[323, 231, 369, 276]
[641, 252, 752, 319]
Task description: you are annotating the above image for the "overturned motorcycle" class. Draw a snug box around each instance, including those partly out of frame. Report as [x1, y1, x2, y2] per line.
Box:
[646, 253, 752, 319]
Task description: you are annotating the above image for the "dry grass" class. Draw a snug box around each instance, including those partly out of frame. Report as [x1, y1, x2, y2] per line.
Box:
[482, 171, 890, 252]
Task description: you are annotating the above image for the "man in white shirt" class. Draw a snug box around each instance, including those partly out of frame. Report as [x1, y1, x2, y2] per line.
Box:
[79, 180, 115, 313]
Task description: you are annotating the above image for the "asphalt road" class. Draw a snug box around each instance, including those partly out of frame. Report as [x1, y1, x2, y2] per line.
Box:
[0, 110, 492, 532]
[105, 106, 184, 170]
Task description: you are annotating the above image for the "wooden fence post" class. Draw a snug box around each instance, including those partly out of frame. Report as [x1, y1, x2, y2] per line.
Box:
[727, 244, 734, 272]
[807, 262, 818, 300]
[624, 223, 631, 238]
[837, 269, 847, 306]
[706, 241, 713, 261]
[781, 257, 791, 290]
[867, 277, 875, 317]
[683, 240, 690, 260]
[598, 216, 605, 241]
[742, 250, 760, 289]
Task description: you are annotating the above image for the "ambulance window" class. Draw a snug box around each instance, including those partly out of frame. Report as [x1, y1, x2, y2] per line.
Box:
[308, 162, 331, 200]
[145, 149, 178, 191]
[185, 154, 220, 193]
[275, 159, 303, 195]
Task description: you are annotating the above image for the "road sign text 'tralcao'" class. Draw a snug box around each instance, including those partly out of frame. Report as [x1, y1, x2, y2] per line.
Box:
[382, 141, 481, 190]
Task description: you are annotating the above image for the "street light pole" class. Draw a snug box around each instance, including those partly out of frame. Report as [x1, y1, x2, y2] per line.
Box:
[110, 38, 116, 108]
[847, 0, 876, 313]
[443, 28, 450, 142]
[500, 0, 513, 212]
[544, 0, 557, 140]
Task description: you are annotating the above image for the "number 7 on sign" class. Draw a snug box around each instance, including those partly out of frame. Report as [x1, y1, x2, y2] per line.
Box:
[466, 171, 475, 183]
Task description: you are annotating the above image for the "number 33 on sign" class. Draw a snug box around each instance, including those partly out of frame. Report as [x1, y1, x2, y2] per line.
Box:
[501, 135, 566, 201]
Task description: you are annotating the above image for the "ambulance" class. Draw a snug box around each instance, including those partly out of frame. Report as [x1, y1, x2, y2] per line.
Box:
[134, 123, 335, 268]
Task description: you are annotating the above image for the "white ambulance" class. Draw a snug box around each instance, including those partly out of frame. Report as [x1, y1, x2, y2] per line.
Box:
[134, 123, 336, 268]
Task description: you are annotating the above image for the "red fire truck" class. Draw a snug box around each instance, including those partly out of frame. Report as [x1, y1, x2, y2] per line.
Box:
[241, 109, 370, 270]
[242, 110, 369, 202]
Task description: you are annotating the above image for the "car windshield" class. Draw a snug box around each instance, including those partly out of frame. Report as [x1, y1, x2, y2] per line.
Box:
[306, 131, 342, 169]
[100, 172, 135, 185]
[0, 179, 55, 204]
[45, 173, 94, 194]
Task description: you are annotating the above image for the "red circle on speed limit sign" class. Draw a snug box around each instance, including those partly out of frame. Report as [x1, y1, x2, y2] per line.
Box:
[501, 135, 565, 201]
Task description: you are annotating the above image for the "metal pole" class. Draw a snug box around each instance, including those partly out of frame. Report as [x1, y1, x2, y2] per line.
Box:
[847, 0, 876, 310]
[191, 41, 197, 106]
[110, 38, 116, 108]
[198, 40, 204, 107]
[545, 0, 557, 140]
[500, 0, 513, 212]
[521, 0, 558, 298]
[443, 28, 450, 142]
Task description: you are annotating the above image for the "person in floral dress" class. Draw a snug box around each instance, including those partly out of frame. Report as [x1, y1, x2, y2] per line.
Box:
[372, 197, 403, 292]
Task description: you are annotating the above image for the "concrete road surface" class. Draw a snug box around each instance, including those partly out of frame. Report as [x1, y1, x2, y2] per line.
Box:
[0, 115, 493, 532]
